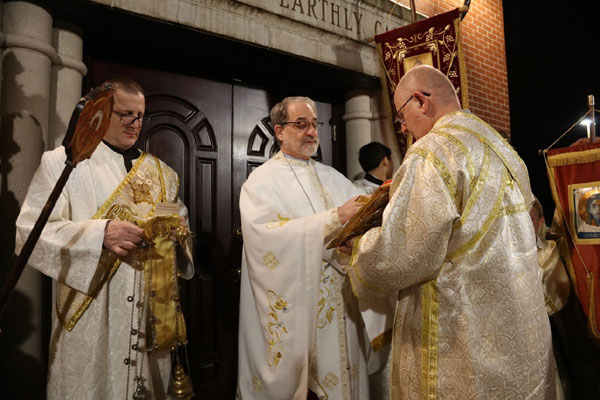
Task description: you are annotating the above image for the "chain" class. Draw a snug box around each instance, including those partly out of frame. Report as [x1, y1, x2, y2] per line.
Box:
[285, 157, 329, 213]
[125, 266, 147, 399]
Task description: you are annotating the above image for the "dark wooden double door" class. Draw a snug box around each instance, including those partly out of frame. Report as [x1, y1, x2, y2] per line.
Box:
[91, 60, 337, 399]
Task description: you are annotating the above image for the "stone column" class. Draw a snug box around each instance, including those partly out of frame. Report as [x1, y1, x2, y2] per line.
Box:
[371, 89, 401, 173]
[0, 2, 54, 396]
[343, 91, 373, 180]
[49, 22, 86, 149]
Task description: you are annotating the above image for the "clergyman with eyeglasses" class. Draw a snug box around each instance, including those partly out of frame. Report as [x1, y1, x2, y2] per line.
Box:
[237, 96, 375, 399]
[15, 76, 194, 398]
[340, 65, 559, 398]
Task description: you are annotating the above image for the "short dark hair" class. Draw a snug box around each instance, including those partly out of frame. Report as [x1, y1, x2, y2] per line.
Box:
[100, 76, 144, 96]
[358, 142, 391, 172]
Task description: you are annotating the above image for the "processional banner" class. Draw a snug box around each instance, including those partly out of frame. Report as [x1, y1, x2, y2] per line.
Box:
[546, 142, 600, 339]
[375, 8, 468, 156]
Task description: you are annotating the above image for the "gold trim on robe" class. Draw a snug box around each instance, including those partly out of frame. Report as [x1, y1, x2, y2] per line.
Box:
[57, 153, 186, 351]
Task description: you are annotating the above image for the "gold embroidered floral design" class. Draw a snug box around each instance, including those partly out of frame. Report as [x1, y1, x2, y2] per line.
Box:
[266, 213, 290, 229]
[252, 376, 264, 392]
[322, 372, 339, 391]
[130, 180, 153, 204]
[317, 270, 336, 329]
[266, 290, 288, 367]
[263, 251, 280, 271]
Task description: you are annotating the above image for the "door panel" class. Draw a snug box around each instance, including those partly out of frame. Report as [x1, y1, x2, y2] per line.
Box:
[91, 60, 336, 399]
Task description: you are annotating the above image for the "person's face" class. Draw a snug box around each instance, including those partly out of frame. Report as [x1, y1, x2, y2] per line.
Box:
[103, 88, 146, 150]
[394, 87, 432, 141]
[275, 102, 319, 160]
[385, 156, 394, 179]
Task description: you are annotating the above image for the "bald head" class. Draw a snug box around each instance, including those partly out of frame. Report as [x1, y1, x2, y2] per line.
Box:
[397, 65, 459, 105]
[394, 65, 461, 140]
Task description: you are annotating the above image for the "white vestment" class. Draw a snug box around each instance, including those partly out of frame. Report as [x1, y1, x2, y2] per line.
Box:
[347, 111, 557, 399]
[353, 177, 380, 195]
[237, 152, 370, 399]
[15, 142, 192, 399]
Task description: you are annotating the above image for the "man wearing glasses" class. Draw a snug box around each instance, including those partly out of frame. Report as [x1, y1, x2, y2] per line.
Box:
[342, 65, 558, 398]
[15, 76, 193, 399]
[237, 97, 373, 399]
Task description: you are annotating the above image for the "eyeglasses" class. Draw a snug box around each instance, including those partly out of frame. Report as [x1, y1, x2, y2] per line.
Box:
[395, 91, 430, 125]
[112, 110, 151, 126]
[281, 120, 324, 131]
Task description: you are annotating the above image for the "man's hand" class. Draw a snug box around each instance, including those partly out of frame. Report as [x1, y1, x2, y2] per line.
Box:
[103, 220, 145, 257]
[337, 196, 363, 225]
[338, 236, 357, 255]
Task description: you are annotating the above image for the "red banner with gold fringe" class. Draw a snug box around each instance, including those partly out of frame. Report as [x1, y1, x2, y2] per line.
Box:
[375, 8, 468, 157]
[546, 142, 600, 339]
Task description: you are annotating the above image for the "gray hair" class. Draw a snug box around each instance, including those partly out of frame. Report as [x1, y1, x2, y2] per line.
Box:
[270, 96, 317, 127]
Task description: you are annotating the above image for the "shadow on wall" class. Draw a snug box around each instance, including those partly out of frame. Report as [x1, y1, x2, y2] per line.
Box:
[0, 291, 45, 399]
[0, 52, 47, 399]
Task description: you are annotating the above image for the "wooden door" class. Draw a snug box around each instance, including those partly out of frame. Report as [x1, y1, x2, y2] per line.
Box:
[91, 60, 336, 399]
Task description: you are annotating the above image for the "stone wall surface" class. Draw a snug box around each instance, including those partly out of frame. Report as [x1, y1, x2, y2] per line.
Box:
[89, 0, 415, 77]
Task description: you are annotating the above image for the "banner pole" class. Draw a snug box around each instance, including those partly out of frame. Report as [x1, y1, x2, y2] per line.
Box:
[589, 95, 596, 142]
[409, 0, 417, 22]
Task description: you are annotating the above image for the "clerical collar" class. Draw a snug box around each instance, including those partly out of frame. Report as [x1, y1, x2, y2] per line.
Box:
[283, 152, 311, 164]
[364, 173, 383, 186]
[102, 140, 141, 172]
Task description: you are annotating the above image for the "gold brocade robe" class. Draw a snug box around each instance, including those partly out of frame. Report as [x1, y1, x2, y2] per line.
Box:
[347, 111, 557, 399]
[15, 143, 193, 400]
[537, 235, 570, 315]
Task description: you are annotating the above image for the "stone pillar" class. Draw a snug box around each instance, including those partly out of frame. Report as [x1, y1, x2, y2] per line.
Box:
[343, 91, 373, 180]
[49, 22, 86, 149]
[371, 90, 401, 173]
[0, 2, 53, 397]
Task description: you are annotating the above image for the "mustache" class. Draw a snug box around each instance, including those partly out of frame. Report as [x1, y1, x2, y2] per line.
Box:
[302, 138, 318, 144]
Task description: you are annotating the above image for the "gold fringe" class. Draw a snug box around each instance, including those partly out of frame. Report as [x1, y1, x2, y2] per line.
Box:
[138, 214, 180, 241]
[546, 147, 600, 167]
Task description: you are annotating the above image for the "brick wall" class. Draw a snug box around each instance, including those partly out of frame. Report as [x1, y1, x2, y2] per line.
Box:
[394, 0, 510, 136]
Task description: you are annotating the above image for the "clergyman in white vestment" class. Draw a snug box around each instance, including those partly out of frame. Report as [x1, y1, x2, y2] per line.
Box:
[15, 78, 193, 399]
[342, 66, 558, 399]
[237, 97, 372, 399]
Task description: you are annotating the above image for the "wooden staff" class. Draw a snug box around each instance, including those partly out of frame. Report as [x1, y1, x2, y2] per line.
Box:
[0, 85, 114, 318]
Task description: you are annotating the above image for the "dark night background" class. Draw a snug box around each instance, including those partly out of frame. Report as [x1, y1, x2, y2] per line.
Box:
[503, 1, 600, 221]
[503, 4, 600, 398]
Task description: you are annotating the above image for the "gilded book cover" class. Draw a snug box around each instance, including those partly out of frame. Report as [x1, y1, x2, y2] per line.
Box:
[327, 181, 391, 249]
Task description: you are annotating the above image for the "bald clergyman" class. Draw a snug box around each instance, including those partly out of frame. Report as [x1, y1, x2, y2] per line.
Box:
[342, 65, 558, 399]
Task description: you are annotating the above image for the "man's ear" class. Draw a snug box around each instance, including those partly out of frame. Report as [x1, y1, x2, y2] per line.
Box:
[414, 91, 429, 115]
[380, 156, 390, 167]
[274, 125, 284, 142]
